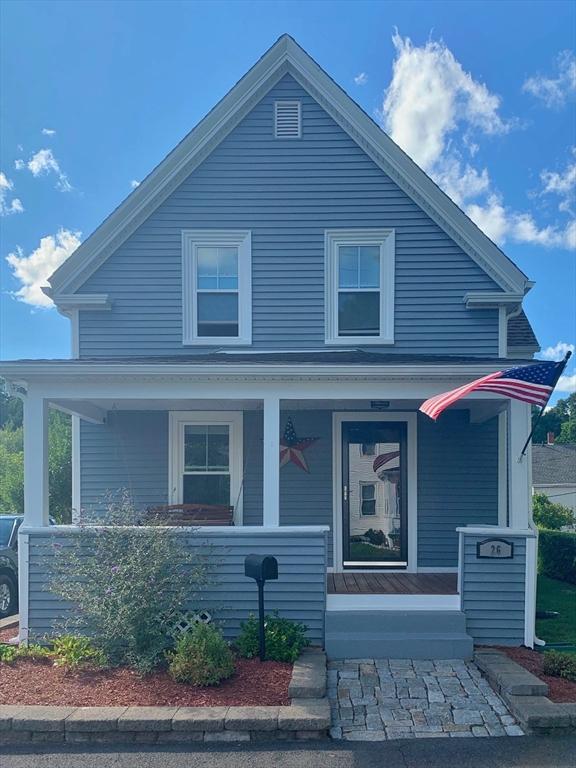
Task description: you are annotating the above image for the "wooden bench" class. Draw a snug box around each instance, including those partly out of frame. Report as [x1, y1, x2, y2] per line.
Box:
[145, 504, 234, 526]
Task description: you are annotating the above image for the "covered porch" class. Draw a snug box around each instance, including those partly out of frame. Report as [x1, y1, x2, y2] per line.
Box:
[1, 355, 537, 653]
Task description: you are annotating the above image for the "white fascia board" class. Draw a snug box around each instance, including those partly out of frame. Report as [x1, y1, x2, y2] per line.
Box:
[464, 292, 524, 309]
[0, 360, 529, 383]
[20, 524, 331, 536]
[51, 294, 112, 311]
[47, 35, 529, 298]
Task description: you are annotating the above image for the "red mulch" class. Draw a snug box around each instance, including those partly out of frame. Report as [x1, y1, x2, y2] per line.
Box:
[0, 625, 18, 644]
[0, 656, 292, 707]
[493, 646, 576, 703]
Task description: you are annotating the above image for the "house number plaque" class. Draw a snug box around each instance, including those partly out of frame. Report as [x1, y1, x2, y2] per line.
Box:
[476, 538, 514, 559]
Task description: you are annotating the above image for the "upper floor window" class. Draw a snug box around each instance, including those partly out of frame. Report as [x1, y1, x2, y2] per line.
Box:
[182, 230, 252, 345]
[325, 229, 395, 345]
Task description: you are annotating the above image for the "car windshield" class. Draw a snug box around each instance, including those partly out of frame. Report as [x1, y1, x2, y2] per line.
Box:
[0, 517, 15, 547]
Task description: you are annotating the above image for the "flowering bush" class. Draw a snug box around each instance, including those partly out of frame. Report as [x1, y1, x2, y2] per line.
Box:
[48, 492, 211, 673]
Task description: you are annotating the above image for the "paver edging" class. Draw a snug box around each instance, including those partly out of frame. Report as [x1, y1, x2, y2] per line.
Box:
[475, 650, 576, 736]
[0, 648, 330, 744]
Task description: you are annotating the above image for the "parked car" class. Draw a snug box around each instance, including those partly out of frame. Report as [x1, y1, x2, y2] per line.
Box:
[0, 514, 21, 618]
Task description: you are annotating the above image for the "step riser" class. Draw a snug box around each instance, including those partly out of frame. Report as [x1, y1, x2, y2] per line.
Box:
[325, 610, 468, 634]
[325, 633, 474, 660]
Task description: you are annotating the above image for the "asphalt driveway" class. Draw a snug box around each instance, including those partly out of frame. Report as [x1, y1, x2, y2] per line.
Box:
[2, 736, 576, 768]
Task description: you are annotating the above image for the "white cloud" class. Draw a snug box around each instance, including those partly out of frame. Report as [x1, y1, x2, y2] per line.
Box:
[381, 32, 575, 251]
[540, 149, 576, 214]
[16, 148, 72, 192]
[0, 172, 24, 216]
[383, 31, 512, 171]
[354, 72, 368, 86]
[41, 128, 56, 136]
[130, 179, 140, 189]
[540, 341, 575, 361]
[523, 50, 576, 108]
[557, 374, 576, 394]
[5, 228, 81, 308]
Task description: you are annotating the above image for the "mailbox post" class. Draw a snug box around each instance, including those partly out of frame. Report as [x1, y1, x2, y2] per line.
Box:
[244, 554, 278, 661]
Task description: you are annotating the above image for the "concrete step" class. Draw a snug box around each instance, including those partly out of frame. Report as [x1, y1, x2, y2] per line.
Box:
[324, 610, 474, 660]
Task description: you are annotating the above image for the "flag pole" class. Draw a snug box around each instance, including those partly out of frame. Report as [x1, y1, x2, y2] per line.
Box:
[518, 350, 572, 461]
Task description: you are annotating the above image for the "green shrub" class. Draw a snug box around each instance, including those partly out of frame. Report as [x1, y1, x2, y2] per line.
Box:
[236, 613, 310, 663]
[21, 643, 52, 661]
[533, 494, 575, 530]
[0, 644, 18, 663]
[168, 623, 235, 686]
[48, 491, 211, 673]
[538, 529, 576, 585]
[51, 635, 107, 670]
[542, 650, 576, 682]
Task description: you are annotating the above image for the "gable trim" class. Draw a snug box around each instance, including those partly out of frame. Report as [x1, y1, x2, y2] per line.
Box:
[48, 35, 529, 300]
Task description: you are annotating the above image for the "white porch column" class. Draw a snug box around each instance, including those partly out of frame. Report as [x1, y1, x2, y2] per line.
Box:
[507, 398, 532, 529]
[23, 390, 50, 526]
[262, 396, 280, 526]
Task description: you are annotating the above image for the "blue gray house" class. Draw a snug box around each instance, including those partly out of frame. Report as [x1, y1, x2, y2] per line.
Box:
[1, 36, 541, 658]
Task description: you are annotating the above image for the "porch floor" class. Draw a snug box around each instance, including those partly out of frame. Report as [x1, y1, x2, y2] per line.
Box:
[327, 572, 458, 595]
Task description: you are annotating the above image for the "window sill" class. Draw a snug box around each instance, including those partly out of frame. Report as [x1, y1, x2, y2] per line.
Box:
[325, 337, 395, 346]
[182, 337, 252, 346]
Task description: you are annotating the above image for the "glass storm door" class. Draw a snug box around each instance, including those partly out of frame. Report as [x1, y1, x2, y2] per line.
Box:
[342, 421, 407, 568]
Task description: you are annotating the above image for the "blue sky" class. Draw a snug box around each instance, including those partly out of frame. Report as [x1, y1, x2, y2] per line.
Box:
[1, 0, 575, 400]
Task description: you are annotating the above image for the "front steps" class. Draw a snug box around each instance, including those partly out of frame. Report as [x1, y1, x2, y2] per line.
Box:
[324, 610, 474, 660]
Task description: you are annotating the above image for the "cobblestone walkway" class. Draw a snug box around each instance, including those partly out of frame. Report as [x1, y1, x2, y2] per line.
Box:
[328, 658, 525, 741]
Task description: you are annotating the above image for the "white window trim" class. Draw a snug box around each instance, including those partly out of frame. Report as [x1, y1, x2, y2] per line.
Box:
[168, 411, 244, 524]
[332, 412, 417, 573]
[182, 230, 252, 346]
[274, 100, 302, 139]
[359, 481, 377, 517]
[325, 229, 395, 345]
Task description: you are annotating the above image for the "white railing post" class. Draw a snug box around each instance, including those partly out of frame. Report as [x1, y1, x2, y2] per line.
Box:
[507, 399, 531, 530]
[23, 389, 49, 527]
[263, 396, 280, 526]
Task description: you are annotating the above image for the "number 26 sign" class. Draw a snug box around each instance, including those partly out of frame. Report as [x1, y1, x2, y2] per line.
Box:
[476, 538, 514, 559]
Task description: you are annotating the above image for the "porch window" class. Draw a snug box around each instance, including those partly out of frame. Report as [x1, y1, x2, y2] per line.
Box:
[169, 412, 243, 518]
[360, 482, 376, 516]
[182, 230, 252, 345]
[325, 229, 395, 344]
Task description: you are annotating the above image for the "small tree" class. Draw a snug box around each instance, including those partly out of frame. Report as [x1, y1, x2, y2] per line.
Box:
[533, 493, 575, 530]
[48, 492, 211, 672]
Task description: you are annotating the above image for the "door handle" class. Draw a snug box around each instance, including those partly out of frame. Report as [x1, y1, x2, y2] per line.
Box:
[343, 485, 348, 502]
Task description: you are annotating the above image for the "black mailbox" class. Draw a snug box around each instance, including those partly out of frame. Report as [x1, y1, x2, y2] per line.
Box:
[244, 554, 278, 582]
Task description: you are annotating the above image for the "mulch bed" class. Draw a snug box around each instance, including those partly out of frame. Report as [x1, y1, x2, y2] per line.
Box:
[495, 646, 576, 703]
[0, 656, 292, 707]
[0, 626, 18, 644]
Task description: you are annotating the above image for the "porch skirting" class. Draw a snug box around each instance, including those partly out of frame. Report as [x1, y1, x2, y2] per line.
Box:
[21, 525, 329, 645]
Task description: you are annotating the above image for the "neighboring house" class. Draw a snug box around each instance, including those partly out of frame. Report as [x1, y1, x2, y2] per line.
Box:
[1, 35, 543, 658]
[533, 438, 576, 513]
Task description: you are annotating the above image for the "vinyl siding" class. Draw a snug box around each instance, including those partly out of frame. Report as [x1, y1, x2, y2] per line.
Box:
[26, 528, 327, 643]
[460, 532, 527, 645]
[418, 413, 499, 568]
[78, 74, 500, 356]
[80, 408, 498, 569]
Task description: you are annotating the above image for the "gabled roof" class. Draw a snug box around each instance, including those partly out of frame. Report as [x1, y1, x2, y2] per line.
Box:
[532, 444, 576, 485]
[47, 34, 531, 299]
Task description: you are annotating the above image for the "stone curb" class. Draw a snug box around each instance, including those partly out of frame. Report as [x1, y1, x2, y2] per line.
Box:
[0, 649, 330, 744]
[475, 650, 576, 736]
[288, 648, 327, 699]
[0, 701, 330, 744]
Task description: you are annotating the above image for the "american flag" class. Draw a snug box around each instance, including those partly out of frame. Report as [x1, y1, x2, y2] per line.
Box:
[420, 359, 568, 421]
[372, 450, 400, 473]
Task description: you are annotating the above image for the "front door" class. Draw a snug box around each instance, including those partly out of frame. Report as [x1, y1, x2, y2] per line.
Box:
[342, 421, 408, 569]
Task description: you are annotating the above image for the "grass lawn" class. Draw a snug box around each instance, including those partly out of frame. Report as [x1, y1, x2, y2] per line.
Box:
[536, 575, 576, 645]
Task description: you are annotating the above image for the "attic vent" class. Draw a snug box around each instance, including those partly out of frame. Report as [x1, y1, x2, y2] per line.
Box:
[274, 100, 301, 138]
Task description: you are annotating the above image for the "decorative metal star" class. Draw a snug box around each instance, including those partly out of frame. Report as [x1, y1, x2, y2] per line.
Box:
[279, 417, 319, 473]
